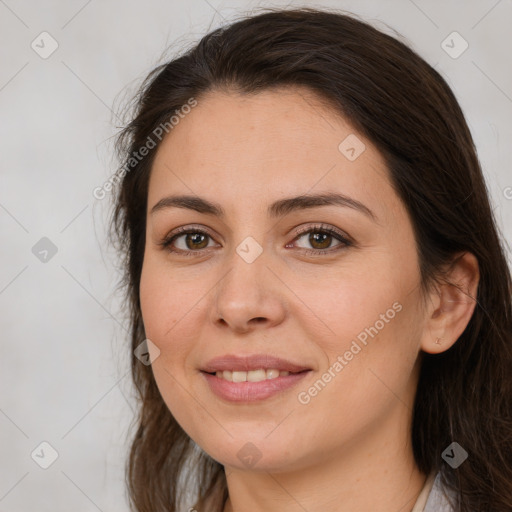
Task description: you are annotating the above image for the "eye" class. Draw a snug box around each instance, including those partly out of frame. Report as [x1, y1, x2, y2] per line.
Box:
[159, 223, 352, 257]
[159, 226, 217, 255]
[288, 224, 352, 255]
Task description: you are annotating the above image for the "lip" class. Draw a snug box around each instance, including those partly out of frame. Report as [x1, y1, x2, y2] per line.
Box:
[200, 354, 311, 373]
[201, 370, 311, 402]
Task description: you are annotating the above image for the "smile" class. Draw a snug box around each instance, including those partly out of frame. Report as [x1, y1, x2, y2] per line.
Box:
[202, 369, 311, 402]
[213, 369, 292, 382]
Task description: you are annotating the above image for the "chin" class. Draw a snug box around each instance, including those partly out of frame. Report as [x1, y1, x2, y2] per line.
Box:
[199, 436, 310, 474]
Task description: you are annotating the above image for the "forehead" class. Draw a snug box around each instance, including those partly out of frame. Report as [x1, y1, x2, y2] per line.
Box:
[148, 87, 400, 223]
[154, 86, 360, 161]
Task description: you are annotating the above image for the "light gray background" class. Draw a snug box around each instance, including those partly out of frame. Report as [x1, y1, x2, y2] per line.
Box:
[1, 0, 511, 510]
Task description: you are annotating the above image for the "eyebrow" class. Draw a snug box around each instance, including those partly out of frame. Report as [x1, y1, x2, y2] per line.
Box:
[150, 192, 378, 222]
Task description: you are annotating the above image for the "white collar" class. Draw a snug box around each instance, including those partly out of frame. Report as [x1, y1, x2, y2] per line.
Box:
[411, 471, 457, 512]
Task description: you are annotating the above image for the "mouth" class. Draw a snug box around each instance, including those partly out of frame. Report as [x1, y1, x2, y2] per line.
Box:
[200, 353, 312, 374]
[202, 368, 309, 382]
[199, 354, 313, 402]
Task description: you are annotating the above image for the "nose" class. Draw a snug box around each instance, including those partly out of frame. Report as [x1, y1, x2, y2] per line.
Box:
[211, 248, 287, 334]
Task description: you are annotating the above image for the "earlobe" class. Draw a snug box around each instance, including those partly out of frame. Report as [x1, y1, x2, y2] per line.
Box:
[420, 251, 480, 355]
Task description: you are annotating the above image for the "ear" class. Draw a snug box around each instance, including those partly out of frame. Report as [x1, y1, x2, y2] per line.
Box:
[420, 251, 480, 355]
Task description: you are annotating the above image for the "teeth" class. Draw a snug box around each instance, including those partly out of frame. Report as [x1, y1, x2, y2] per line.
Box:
[214, 368, 291, 382]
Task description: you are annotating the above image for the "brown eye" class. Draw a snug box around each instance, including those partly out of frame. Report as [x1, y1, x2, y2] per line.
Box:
[291, 224, 352, 255]
[183, 232, 209, 250]
[161, 224, 352, 257]
[161, 228, 216, 254]
[307, 232, 335, 250]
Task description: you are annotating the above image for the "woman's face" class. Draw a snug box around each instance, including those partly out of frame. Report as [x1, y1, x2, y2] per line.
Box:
[140, 87, 429, 472]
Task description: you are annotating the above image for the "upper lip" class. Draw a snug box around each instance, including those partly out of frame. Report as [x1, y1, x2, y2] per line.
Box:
[201, 354, 311, 373]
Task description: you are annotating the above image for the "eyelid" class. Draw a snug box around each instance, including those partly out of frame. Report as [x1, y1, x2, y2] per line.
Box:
[291, 223, 351, 242]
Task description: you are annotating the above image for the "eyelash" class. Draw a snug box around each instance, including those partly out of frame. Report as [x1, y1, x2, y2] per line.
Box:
[159, 223, 352, 257]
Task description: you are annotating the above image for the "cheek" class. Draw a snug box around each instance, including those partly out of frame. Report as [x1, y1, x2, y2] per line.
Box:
[139, 263, 202, 430]
[139, 262, 166, 342]
[139, 257, 212, 367]
[299, 251, 423, 397]
[140, 259, 185, 352]
[293, 258, 411, 348]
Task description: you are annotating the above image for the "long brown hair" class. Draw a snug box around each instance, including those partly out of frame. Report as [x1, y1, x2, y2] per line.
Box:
[109, 7, 512, 511]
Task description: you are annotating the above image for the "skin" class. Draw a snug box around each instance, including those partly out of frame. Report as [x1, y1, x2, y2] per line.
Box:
[139, 86, 479, 512]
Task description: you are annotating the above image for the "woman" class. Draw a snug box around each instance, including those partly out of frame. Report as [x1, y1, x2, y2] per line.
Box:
[109, 7, 512, 512]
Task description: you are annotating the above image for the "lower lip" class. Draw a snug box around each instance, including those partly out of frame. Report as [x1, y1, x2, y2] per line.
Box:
[201, 371, 311, 402]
